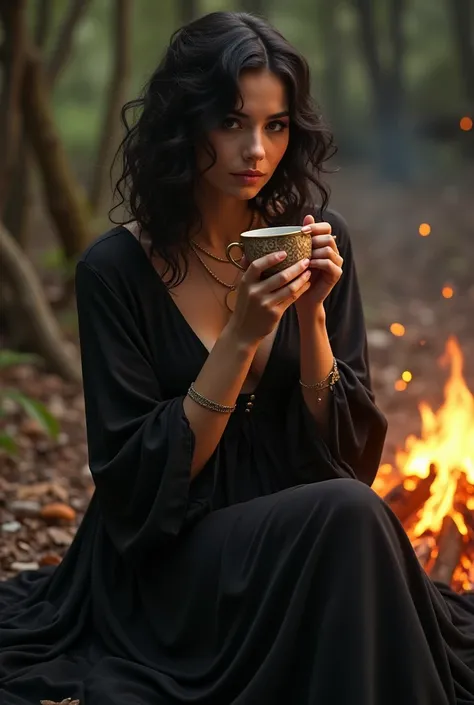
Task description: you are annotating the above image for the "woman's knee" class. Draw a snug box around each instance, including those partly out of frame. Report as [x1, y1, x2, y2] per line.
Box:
[291, 478, 384, 522]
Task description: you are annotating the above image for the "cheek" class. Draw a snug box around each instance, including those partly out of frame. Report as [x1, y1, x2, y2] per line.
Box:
[199, 135, 234, 177]
[267, 135, 290, 169]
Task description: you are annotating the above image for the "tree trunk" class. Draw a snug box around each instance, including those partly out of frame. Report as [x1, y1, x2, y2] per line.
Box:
[47, 0, 92, 85]
[448, 0, 474, 107]
[3, 137, 32, 247]
[22, 47, 92, 259]
[0, 220, 82, 383]
[35, 0, 53, 48]
[89, 0, 132, 216]
[0, 0, 28, 215]
[317, 0, 345, 142]
[352, 0, 409, 181]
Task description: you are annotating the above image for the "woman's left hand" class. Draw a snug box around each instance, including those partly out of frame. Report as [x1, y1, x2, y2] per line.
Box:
[295, 214, 343, 316]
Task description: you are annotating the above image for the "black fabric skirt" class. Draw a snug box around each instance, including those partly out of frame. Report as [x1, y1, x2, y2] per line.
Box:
[1, 479, 474, 704]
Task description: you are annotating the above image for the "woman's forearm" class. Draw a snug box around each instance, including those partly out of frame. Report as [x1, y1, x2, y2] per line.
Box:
[298, 305, 335, 439]
[183, 324, 258, 478]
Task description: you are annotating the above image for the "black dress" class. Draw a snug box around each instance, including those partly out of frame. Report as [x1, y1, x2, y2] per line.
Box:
[1, 212, 473, 705]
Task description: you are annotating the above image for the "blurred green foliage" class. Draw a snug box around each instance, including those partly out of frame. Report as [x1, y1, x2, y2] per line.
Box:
[36, 0, 466, 170]
[0, 351, 60, 456]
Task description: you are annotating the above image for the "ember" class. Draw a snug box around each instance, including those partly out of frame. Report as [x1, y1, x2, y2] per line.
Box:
[374, 337, 474, 591]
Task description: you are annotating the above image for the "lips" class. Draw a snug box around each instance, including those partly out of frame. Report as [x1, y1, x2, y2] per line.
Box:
[233, 171, 264, 177]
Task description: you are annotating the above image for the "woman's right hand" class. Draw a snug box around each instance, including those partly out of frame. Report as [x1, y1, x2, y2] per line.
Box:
[228, 251, 312, 346]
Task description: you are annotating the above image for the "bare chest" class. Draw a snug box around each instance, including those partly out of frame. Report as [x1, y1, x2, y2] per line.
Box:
[170, 265, 277, 393]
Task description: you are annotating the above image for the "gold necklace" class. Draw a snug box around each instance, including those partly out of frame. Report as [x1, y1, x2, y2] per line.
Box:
[191, 240, 229, 263]
[190, 210, 258, 312]
[191, 210, 258, 263]
[190, 244, 240, 312]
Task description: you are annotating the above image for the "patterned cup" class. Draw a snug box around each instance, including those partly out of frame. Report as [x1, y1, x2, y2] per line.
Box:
[226, 226, 312, 276]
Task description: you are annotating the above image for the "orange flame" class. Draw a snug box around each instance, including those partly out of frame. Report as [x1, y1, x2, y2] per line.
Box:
[375, 337, 474, 589]
[395, 337, 474, 536]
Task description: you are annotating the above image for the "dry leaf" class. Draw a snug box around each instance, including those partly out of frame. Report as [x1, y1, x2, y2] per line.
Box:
[39, 552, 62, 567]
[46, 527, 73, 546]
[40, 503, 76, 523]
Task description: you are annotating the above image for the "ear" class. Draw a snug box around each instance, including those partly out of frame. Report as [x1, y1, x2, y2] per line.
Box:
[302, 214, 315, 227]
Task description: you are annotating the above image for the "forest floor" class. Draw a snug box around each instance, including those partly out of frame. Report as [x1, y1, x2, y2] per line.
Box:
[1, 165, 474, 585]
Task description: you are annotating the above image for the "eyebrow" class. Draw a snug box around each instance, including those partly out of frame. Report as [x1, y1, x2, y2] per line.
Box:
[230, 110, 290, 120]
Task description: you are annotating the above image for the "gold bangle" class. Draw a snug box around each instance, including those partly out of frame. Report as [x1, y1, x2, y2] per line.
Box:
[187, 383, 236, 414]
[299, 358, 341, 391]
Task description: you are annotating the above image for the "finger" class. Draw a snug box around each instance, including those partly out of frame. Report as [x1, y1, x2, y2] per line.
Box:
[302, 221, 332, 235]
[311, 234, 338, 253]
[309, 259, 343, 281]
[266, 269, 312, 307]
[243, 251, 287, 283]
[240, 254, 250, 270]
[259, 257, 310, 294]
[302, 214, 315, 228]
[310, 247, 343, 267]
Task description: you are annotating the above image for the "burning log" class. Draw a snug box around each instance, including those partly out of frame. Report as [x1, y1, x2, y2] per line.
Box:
[430, 516, 464, 586]
[454, 502, 474, 539]
[413, 536, 435, 569]
[383, 463, 437, 525]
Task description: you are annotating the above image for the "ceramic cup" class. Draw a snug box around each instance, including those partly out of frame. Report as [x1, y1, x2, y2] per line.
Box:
[226, 226, 312, 277]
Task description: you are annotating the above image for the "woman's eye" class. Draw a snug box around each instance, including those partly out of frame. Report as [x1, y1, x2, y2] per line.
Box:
[267, 120, 288, 133]
[222, 117, 240, 129]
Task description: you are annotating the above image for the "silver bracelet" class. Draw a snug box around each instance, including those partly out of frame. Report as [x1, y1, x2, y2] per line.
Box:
[187, 383, 236, 414]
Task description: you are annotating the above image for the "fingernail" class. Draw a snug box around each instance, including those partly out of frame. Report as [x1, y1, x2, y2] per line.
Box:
[277, 251, 287, 260]
[301, 226, 312, 233]
[302, 258, 310, 266]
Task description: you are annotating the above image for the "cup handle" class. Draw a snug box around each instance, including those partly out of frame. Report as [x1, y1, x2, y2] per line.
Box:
[226, 242, 245, 270]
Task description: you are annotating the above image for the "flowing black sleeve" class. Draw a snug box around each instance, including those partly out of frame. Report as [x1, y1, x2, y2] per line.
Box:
[290, 210, 388, 486]
[75, 260, 208, 560]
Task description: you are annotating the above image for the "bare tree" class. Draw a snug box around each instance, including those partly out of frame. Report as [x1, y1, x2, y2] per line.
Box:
[0, 220, 81, 383]
[0, 0, 28, 214]
[352, 0, 410, 180]
[316, 0, 345, 138]
[89, 0, 132, 215]
[47, 0, 92, 85]
[4, 0, 89, 246]
[35, 0, 53, 48]
[447, 0, 474, 108]
[22, 46, 92, 259]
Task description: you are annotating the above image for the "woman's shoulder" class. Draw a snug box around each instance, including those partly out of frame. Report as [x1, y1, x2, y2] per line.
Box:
[79, 224, 138, 271]
[76, 224, 155, 296]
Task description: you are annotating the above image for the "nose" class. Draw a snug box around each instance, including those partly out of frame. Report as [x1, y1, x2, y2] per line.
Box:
[243, 128, 265, 164]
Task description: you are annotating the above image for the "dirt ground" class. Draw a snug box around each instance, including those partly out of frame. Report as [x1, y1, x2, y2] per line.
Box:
[1, 165, 473, 585]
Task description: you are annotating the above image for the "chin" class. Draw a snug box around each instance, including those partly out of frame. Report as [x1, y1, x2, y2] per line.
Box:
[232, 185, 264, 200]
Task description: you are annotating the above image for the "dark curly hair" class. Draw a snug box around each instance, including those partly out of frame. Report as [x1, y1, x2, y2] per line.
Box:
[111, 11, 337, 286]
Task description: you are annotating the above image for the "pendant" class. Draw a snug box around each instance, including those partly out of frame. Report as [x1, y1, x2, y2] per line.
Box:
[225, 288, 238, 312]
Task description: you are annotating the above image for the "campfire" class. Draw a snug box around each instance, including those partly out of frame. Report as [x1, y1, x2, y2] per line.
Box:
[373, 337, 474, 591]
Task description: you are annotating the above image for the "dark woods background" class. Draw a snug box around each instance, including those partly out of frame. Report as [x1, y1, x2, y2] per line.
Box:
[0, 0, 473, 578]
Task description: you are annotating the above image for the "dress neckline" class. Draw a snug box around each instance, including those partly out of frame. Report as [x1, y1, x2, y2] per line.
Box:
[117, 225, 284, 398]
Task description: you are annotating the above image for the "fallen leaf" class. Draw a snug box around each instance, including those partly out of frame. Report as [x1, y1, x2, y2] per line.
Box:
[40, 503, 76, 523]
[46, 527, 73, 546]
[39, 552, 62, 566]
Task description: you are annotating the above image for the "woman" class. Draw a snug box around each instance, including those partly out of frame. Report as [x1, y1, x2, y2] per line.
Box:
[1, 11, 473, 705]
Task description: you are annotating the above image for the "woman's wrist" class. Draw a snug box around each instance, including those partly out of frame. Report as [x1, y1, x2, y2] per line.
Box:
[221, 320, 260, 359]
[297, 302, 327, 330]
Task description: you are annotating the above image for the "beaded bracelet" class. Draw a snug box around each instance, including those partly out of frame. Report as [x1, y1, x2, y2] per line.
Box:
[187, 383, 236, 414]
[299, 358, 340, 401]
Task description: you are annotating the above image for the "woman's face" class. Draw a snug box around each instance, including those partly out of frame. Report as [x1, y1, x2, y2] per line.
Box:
[197, 69, 290, 201]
